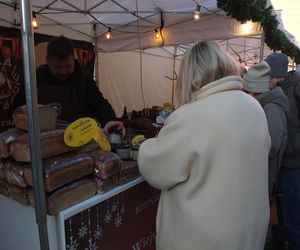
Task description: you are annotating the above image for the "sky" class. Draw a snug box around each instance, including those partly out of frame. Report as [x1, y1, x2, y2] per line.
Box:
[271, 0, 300, 47]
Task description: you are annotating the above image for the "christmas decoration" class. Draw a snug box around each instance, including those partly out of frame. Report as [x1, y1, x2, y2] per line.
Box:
[217, 0, 300, 63]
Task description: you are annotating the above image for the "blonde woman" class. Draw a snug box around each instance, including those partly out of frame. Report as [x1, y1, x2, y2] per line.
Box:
[138, 41, 271, 250]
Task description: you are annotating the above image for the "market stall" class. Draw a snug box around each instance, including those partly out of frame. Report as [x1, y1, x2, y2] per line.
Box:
[0, 1, 298, 250]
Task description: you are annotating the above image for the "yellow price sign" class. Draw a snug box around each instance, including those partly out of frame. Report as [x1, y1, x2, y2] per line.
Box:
[64, 117, 111, 151]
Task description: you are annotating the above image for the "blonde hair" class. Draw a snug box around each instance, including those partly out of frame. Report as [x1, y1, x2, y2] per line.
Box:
[176, 41, 239, 107]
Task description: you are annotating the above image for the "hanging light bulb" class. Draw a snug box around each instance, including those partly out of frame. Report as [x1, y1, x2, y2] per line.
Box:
[105, 27, 111, 40]
[154, 28, 161, 40]
[194, 5, 201, 20]
[32, 11, 39, 29]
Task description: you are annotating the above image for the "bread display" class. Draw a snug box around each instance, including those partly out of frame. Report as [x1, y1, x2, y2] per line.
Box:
[119, 160, 140, 184]
[0, 159, 30, 188]
[7, 183, 31, 206]
[24, 153, 94, 192]
[0, 128, 24, 158]
[10, 129, 74, 162]
[12, 105, 57, 132]
[94, 175, 119, 194]
[88, 150, 122, 178]
[28, 177, 96, 215]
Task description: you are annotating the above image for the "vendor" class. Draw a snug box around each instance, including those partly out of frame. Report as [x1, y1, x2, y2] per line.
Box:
[12, 35, 125, 136]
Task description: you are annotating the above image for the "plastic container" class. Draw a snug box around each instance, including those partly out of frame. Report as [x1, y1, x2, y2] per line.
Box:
[131, 145, 140, 161]
[115, 144, 131, 160]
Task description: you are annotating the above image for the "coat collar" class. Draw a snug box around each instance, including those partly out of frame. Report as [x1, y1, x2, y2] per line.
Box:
[193, 76, 243, 101]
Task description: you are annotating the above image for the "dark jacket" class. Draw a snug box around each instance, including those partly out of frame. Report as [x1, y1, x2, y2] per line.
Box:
[256, 87, 290, 192]
[12, 60, 116, 126]
[278, 71, 300, 168]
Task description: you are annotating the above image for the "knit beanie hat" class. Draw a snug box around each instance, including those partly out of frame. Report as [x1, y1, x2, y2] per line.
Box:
[265, 52, 288, 77]
[243, 61, 271, 93]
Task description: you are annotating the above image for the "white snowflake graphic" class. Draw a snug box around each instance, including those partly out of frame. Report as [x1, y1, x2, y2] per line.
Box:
[66, 236, 79, 250]
[85, 238, 98, 250]
[104, 210, 112, 223]
[114, 213, 123, 228]
[78, 224, 88, 239]
[120, 205, 126, 214]
[93, 225, 103, 240]
[111, 202, 117, 212]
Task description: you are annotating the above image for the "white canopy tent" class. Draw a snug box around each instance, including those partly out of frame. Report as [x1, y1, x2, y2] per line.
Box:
[0, 1, 296, 249]
[0, 0, 268, 116]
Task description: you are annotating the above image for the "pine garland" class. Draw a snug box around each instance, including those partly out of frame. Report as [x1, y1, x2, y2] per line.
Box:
[217, 0, 300, 63]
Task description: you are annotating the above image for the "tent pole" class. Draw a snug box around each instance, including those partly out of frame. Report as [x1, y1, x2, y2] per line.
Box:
[172, 46, 177, 105]
[19, 1, 49, 250]
[259, 29, 265, 62]
[93, 28, 100, 87]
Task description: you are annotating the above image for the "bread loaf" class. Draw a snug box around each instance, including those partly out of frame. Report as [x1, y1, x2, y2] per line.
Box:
[28, 177, 96, 215]
[10, 129, 74, 162]
[0, 128, 24, 158]
[94, 174, 119, 194]
[7, 183, 31, 206]
[0, 178, 9, 197]
[24, 153, 94, 192]
[119, 160, 140, 185]
[12, 105, 57, 131]
[87, 150, 122, 178]
[0, 159, 30, 188]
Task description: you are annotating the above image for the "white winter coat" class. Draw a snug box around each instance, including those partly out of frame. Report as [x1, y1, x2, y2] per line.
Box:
[138, 76, 271, 250]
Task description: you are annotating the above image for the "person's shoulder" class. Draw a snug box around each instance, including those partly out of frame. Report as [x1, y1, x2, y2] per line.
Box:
[36, 63, 49, 75]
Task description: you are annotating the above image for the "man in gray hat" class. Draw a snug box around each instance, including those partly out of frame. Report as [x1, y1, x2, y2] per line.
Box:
[266, 52, 300, 250]
[243, 61, 290, 250]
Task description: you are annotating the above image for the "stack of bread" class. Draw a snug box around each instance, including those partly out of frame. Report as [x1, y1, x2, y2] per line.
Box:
[0, 105, 141, 215]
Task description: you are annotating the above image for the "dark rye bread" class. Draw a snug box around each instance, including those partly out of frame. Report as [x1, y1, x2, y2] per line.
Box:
[10, 129, 75, 162]
[24, 152, 94, 192]
[119, 160, 140, 185]
[7, 183, 31, 206]
[94, 174, 119, 194]
[87, 150, 122, 179]
[0, 159, 30, 188]
[0, 128, 25, 158]
[28, 177, 96, 215]
[12, 105, 57, 132]
[0, 178, 9, 197]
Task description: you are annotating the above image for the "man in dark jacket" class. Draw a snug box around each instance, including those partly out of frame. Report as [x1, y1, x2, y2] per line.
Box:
[266, 52, 300, 250]
[13, 35, 124, 136]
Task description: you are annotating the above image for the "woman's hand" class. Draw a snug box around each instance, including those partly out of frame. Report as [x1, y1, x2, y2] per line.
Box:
[103, 121, 126, 139]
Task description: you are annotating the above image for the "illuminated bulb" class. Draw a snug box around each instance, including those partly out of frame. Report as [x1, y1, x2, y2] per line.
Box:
[155, 29, 161, 40]
[240, 21, 253, 33]
[32, 12, 39, 29]
[194, 5, 201, 20]
[105, 27, 111, 40]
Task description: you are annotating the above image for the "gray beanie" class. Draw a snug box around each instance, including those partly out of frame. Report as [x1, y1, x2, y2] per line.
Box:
[243, 61, 271, 93]
[265, 52, 288, 77]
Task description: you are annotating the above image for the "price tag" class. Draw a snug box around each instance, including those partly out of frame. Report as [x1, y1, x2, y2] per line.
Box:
[64, 117, 111, 151]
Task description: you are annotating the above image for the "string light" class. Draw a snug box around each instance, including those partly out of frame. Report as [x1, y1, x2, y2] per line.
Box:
[194, 4, 201, 20]
[32, 11, 39, 29]
[105, 27, 111, 40]
[154, 28, 161, 40]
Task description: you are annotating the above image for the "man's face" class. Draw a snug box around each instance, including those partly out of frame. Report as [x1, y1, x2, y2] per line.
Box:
[47, 55, 75, 81]
[270, 77, 284, 89]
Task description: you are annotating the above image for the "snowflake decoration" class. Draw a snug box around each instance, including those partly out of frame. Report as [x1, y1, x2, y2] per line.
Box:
[104, 210, 112, 223]
[66, 236, 79, 250]
[111, 202, 117, 212]
[114, 213, 123, 228]
[93, 225, 103, 240]
[78, 224, 88, 239]
[85, 238, 98, 250]
[120, 205, 126, 214]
